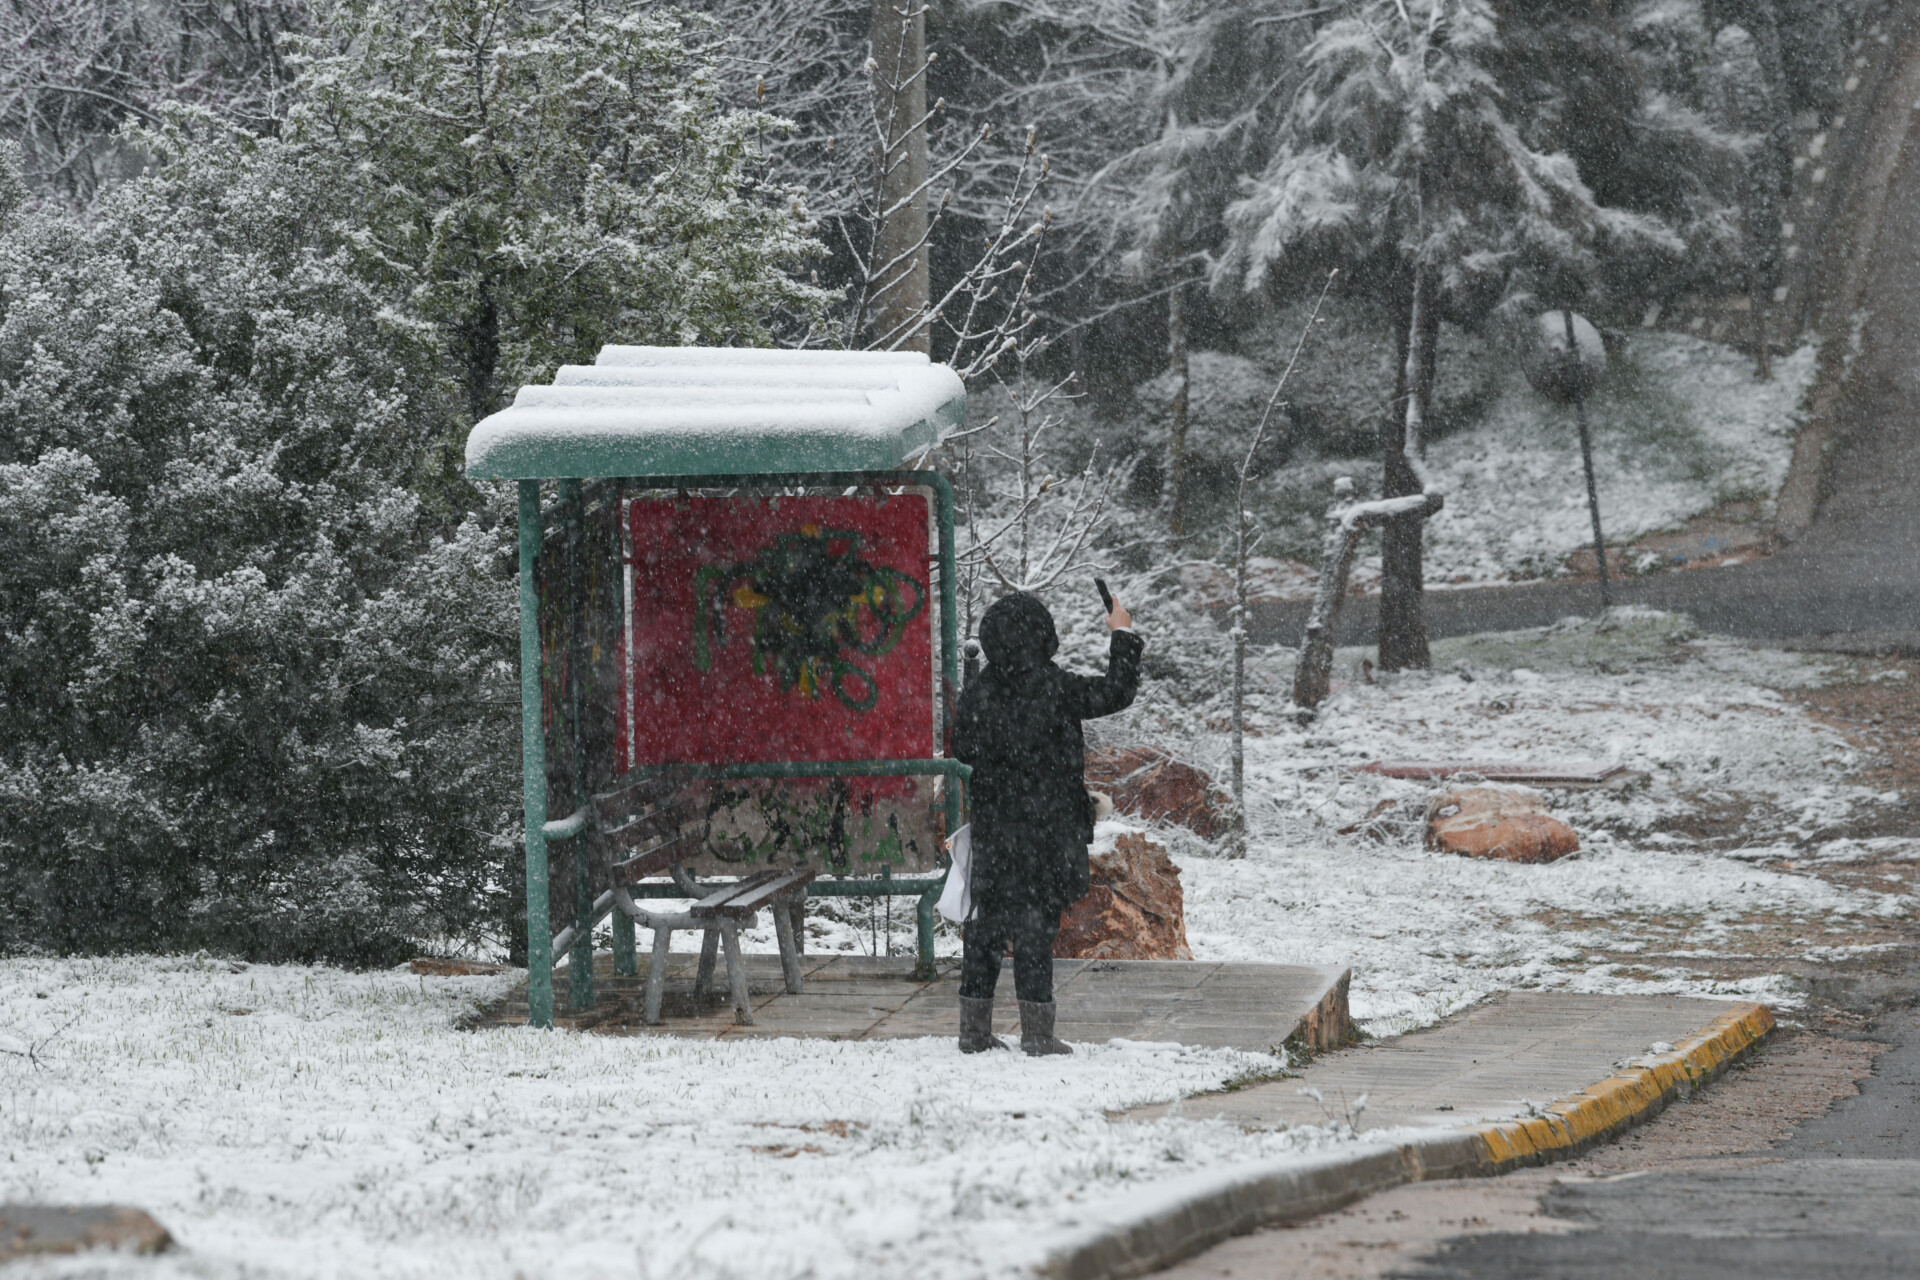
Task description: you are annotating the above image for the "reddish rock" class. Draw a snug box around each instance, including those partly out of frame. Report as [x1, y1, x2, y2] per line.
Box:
[1054, 833, 1195, 961]
[0, 1206, 172, 1261]
[1085, 746, 1230, 839]
[1426, 787, 1580, 863]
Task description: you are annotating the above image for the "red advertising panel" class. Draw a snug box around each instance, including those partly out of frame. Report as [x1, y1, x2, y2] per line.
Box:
[626, 493, 932, 767]
[622, 494, 941, 873]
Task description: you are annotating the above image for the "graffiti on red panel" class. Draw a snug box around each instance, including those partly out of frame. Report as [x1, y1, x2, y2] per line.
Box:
[626, 495, 933, 771]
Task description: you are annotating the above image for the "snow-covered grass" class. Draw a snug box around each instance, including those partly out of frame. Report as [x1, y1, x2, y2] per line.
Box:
[1248, 331, 1819, 588]
[1133, 609, 1913, 1035]
[0, 957, 1340, 1280]
[1418, 332, 1817, 584]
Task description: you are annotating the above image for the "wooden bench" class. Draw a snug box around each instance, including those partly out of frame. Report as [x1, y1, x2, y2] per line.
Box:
[591, 775, 816, 1026]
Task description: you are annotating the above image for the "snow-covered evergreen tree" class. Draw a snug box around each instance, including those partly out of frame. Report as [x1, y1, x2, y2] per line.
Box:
[1218, 0, 1685, 669]
[285, 0, 828, 428]
[0, 3, 834, 961]
[0, 128, 516, 960]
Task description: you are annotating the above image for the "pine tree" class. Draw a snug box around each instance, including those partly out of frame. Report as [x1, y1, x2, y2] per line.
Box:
[285, 0, 829, 431]
[1703, 8, 1792, 378]
[1218, 0, 1683, 668]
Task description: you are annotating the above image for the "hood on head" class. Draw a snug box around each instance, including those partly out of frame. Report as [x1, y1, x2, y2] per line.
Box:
[978, 592, 1058, 672]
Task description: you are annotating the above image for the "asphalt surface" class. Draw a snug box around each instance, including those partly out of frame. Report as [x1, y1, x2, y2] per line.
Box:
[1245, 72, 1920, 654]
[1389, 1006, 1920, 1280]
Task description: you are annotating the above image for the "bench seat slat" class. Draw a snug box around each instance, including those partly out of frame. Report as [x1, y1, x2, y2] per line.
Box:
[691, 871, 778, 915]
[690, 868, 818, 919]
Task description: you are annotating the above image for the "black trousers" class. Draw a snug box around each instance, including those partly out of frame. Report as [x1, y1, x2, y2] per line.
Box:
[958, 899, 1060, 1003]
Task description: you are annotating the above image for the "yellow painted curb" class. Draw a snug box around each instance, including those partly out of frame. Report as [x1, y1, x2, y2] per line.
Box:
[1470, 1001, 1776, 1169]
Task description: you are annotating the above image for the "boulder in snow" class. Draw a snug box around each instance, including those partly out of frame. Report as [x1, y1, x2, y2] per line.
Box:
[0, 1205, 172, 1261]
[1085, 746, 1229, 839]
[1054, 833, 1194, 961]
[1426, 786, 1580, 863]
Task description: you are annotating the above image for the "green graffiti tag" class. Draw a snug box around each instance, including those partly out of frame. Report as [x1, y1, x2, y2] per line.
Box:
[691, 524, 925, 711]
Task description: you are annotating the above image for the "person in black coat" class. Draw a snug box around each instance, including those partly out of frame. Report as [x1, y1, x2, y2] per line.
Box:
[950, 590, 1144, 1055]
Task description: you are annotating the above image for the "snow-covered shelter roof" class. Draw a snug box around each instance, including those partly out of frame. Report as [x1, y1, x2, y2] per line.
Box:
[465, 346, 967, 479]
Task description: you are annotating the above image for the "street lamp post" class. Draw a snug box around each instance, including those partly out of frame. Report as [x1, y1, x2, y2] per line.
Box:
[1563, 310, 1610, 611]
[1525, 310, 1611, 614]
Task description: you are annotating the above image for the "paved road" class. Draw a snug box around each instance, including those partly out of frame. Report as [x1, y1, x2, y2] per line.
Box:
[1246, 94, 1920, 652]
[1390, 1004, 1920, 1280]
[1156, 1001, 1920, 1280]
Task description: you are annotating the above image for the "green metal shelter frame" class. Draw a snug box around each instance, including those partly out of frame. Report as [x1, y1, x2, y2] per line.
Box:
[471, 347, 971, 1029]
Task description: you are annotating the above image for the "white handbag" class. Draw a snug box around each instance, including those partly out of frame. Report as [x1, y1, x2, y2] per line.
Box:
[935, 823, 975, 924]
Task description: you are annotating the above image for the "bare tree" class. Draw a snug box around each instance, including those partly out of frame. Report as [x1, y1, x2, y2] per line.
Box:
[0, 0, 306, 203]
[1227, 270, 1336, 850]
[867, 0, 932, 353]
[959, 352, 1123, 600]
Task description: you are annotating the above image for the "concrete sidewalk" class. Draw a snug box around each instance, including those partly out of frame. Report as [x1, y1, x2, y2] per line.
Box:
[471, 953, 1352, 1055]
[1040, 995, 1774, 1280]
[1127, 992, 1733, 1133]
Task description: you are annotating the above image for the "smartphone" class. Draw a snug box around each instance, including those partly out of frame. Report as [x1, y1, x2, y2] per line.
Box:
[1095, 578, 1114, 614]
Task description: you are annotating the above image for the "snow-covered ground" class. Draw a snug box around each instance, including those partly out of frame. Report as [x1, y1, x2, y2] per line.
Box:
[1252, 331, 1820, 589]
[1417, 332, 1817, 584]
[5, 613, 1910, 1279]
[0, 957, 1337, 1280]
[754, 611, 1910, 1036]
[1154, 609, 1912, 1033]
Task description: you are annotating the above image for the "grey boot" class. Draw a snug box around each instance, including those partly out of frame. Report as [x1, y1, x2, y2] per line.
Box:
[959, 996, 1010, 1053]
[1018, 1000, 1073, 1056]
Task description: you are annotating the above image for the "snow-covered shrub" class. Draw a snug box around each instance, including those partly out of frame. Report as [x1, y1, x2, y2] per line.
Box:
[0, 133, 523, 962]
[0, 1, 828, 963]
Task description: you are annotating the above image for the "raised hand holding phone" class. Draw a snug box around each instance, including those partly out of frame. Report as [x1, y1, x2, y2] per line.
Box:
[1096, 578, 1130, 630]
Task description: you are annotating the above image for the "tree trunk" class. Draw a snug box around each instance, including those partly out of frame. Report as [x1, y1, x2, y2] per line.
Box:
[1744, 2, 1791, 381]
[870, 0, 931, 354]
[1165, 281, 1190, 540]
[458, 283, 501, 424]
[1378, 268, 1435, 671]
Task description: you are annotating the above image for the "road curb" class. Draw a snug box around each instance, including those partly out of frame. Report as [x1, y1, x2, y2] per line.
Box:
[1033, 1001, 1775, 1280]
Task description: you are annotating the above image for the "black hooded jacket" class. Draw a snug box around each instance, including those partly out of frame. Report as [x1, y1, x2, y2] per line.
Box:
[951, 593, 1144, 915]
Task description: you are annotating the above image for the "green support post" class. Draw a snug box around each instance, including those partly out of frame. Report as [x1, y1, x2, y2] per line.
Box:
[518, 480, 553, 1029]
[915, 890, 940, 981]
[611, 479, 639, 979]
[562, 480, 594, 1012]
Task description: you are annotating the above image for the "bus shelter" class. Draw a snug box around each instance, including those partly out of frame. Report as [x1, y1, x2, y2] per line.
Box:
[468, 346, 970, 1028]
